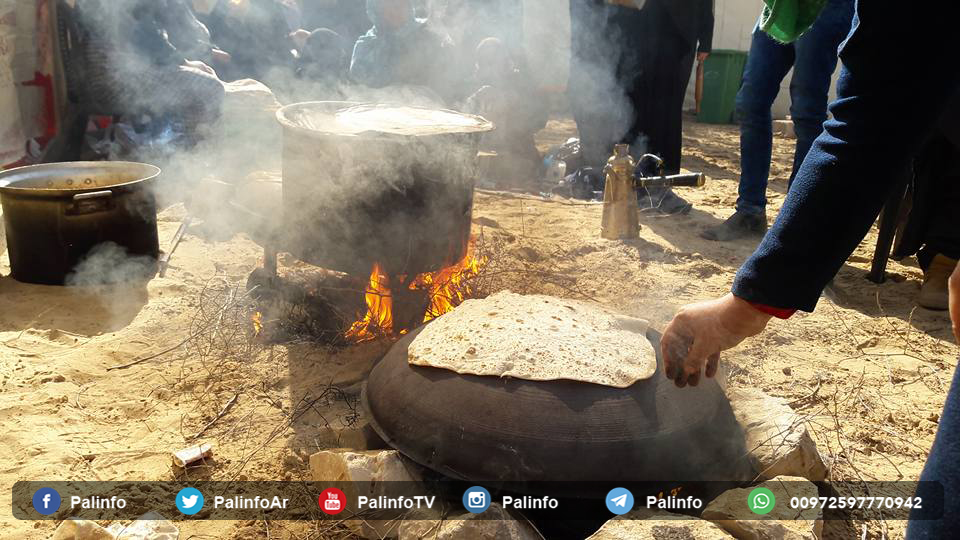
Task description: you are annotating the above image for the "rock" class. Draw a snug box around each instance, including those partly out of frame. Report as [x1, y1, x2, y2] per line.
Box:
[310, 450, 428, 538]
[52, 519, 116, 540]
[773, 119, 795, 138]
[107, 511, 179, 540]
[399, 504, 541, 540]
[702, 476, 822, 540]
[511, 245, 544, 262]
[310, 449, 424, 484]
[316, 422, 388, 451]
[588, 509, 734, 539]
[727, 388, 827, 481]
[472, 216, 500, 229]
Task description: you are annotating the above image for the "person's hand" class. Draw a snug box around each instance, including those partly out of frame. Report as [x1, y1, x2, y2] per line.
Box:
[697, 52, 709, 63]
[290, 29, 311, 50]
[950, 262, 960, 344]
[184, 60, 217, 77]
[211, 48, 231, 65]
[661, 294, 772, 387]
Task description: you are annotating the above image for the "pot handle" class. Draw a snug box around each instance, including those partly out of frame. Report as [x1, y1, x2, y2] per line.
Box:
[70, 190, 113, 215]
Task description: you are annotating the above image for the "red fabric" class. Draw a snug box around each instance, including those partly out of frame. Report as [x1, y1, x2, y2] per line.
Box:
[21, 72, 55, 138]
[748, 302, 796, 319]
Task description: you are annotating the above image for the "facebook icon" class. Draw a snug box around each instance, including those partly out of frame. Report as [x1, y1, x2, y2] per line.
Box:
[32, 488, 61, 516]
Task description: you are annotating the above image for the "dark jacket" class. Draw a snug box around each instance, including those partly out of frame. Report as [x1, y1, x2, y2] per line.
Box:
[657, 0, 715, 53]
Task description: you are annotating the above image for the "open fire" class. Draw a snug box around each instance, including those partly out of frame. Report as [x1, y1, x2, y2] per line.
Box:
[345, 246, 487, 343]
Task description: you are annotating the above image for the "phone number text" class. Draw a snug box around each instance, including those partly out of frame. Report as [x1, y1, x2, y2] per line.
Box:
[790, 497, 922, 510]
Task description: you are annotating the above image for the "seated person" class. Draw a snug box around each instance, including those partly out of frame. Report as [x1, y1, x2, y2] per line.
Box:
[292, 28, 351, 101]
[204, 0, 299, 81]
[436, 0, 525, 76]
[300, 0, 372, 46]
[79, 0, 225, 131]
[349, 0, 459, 104]
[464, 37, 547, 185]
[298, 28, 349, 83]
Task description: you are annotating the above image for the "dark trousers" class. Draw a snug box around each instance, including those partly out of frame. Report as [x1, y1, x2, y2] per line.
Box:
[625, 17, 691, 175]
[568, 1, 692, 173]
[908, 363, 960, 538]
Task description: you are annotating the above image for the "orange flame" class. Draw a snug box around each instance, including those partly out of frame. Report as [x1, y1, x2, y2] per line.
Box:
[345, 247, 486, 342]
[345, 262, 394, 342]
[252, 311, 264, 337]
[412, 251, 486, 323]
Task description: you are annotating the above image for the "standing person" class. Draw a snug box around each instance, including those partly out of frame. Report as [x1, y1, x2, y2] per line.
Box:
[567, 0, 713, 215]
[657, 3, 960, 537]
[701, 0, 853, 241]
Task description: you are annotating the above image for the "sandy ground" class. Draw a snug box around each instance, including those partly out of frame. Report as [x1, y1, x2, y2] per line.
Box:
[0, 116, 956, 539]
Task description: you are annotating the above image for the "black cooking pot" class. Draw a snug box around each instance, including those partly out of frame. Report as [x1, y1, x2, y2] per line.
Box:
[363, 326, 755, 495]
[276, 102, 493, 278]
[0, 161, 161, 285]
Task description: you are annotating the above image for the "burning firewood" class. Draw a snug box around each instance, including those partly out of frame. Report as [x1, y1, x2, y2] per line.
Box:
[344, 245, 488, 343]
[247, 264, 368, 344]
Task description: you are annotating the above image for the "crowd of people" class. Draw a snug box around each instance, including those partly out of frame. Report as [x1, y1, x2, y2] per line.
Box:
[71, 0, 958, 315]
[73, 0, 544, 171]
[70, 0, 959, 309]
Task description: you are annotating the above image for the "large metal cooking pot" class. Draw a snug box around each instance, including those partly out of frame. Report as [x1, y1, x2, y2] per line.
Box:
[277, 102, 493, 277]
[363, 327, 755, 495]
[0, 161, 161, 285]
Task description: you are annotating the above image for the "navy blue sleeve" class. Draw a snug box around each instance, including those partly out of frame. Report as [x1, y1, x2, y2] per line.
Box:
[732, 3, 960, 312]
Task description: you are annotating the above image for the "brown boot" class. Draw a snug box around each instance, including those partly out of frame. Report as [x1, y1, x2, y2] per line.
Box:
[919, 254, 958, 310]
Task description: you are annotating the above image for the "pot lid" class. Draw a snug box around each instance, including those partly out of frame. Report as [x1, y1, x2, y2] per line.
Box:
[0, 161, 160, 197]
[277, 102, 494, 138]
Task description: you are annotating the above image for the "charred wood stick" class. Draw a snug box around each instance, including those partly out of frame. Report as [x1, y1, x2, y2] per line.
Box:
[158, 216, 193, 277]
[191, 392, 240, 440]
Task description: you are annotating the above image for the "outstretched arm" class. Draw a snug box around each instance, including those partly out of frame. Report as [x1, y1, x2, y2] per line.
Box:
[661, 4, 960, 386]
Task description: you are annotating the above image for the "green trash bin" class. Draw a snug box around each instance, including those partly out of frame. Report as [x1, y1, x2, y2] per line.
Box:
[697, 49, 749, 124]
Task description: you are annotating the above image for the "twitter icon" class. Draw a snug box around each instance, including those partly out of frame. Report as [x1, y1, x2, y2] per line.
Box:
[176, 487, 204, 515]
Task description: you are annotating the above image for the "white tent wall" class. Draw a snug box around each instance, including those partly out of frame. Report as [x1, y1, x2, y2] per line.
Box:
[0, 0, 52, 167]
[0, 0, 26, 165]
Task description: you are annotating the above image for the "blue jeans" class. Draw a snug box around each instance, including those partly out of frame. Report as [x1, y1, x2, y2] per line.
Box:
[734, 0, 854, 215]
[907, 360, 960, 538]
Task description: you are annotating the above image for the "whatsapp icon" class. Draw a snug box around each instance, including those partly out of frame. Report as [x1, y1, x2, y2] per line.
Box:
[748, 487, 776, 515]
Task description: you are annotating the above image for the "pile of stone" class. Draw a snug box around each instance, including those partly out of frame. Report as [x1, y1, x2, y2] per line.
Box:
[52, 512, 178, 540]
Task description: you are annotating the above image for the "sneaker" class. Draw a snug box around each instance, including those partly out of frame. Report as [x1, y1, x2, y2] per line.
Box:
[638, 188, 693, 215]
[700, 211, 767, 241]
[918, 254, 957, 311]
